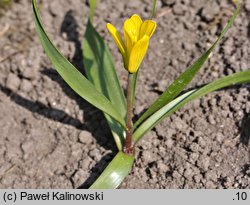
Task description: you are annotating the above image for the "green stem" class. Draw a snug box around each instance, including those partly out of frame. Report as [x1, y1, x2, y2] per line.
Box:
[123, 73, 135, 155]
[150, 0, 157, 19]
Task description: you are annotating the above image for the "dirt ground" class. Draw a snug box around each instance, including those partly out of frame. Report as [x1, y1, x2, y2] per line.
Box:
[0, 0, 249, 188]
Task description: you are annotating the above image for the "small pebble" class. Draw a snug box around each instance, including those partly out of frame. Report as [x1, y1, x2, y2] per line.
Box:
[165, 138, 173, 149]
[78, 131, 93, 144]
[173, 3, 185, 15]
[72, 169, 87, 185]
[205, 181, 217, 188]
[5, 73, 20, 91]
[200, 2, 219, 22]
[208, 115, 216, 125]
[172, 171, 182, 179]
[184, 168, 193, 180]
[22, 67, 37, 80]
[202, 157, 210, 170]
[89, 148, 101, 161]
[205, 170, 217, 181]
[198, 137, 206, 148]
[194, 174, 203, 183]
[142, 150, 154, 163]
[20, 79, 33, 93]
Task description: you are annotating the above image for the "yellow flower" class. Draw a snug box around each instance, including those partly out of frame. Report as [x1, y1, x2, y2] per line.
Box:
[107, 14, 157, 73]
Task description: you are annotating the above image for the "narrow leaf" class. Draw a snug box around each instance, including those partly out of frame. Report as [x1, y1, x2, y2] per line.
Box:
[134, 3, 241, 129]
[151, 0, 157, 19]
[83, 21, 127, 150]
[83, 20, 127, 118]
[32, 0, 125, 128]
[102, 115, 125, 150]
[88, 0, 97, 23]
[133, 69, 250, 143]
[89, 151, 135, 189]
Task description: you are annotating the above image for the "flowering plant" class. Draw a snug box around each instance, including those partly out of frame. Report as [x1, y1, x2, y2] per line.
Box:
[32, 0, 249, 188]
[107, 14, 157, 74]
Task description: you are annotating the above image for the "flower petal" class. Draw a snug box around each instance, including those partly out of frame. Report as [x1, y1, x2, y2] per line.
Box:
[107, 23, 126, 57]
[124, 15, 143, 57]
[124, 18, 136, 50]
[128, 35, 149, 73]
[130, 14, 142, 35]
[139, 20, 157, 39]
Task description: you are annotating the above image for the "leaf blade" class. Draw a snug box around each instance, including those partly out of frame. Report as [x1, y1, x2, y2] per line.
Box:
[133, 69, 250, 143]
[88, 0, 97, 22]
[134, 3, 241, 129]
[83, 20, 127, 150]
[89, 151, 135, 189]
[32, 0, 125, 128]
[83, 21, 127, 117]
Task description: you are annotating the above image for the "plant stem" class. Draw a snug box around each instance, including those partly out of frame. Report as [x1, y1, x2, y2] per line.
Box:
[123, 73, 135, 155]
[150, 0, 157, 19]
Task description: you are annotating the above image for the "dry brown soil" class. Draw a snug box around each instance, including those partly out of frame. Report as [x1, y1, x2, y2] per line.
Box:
[0, 0, 249, 188]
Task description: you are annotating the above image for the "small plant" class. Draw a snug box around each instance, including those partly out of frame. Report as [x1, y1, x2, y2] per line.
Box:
[0, 0, 11, 6]
[32, 0, 249, 188]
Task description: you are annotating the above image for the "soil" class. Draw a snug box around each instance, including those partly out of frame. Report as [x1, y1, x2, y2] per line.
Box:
[0, 0, 249, 188]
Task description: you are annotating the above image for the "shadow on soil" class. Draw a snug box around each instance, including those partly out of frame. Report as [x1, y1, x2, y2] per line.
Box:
[1, 10, 118, 188]
[247, 22, 250, 39]
[240, 113, 250, 146]
[1, 10, 249, 188]
[0, 82, 116, 188]
[60, 10, 84, 74]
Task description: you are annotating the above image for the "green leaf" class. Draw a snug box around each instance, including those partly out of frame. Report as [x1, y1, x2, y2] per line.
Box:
[89, 151, 135, 189]
[133, 69, 250, 143]
[32, 0, 125, 129]
[83, 20, 127, 150]
[88, 0, 97, 23]
[102, 115, 125, 150]
[134, 3, 241, 129]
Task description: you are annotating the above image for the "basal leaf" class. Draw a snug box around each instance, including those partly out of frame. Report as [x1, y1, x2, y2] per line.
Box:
[32, 0, 125, 128]
[83, 21, 127, 150]
[88, 0, 97, 22]
[133, 69, 250, 143]
[90, 151, 135, 189]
